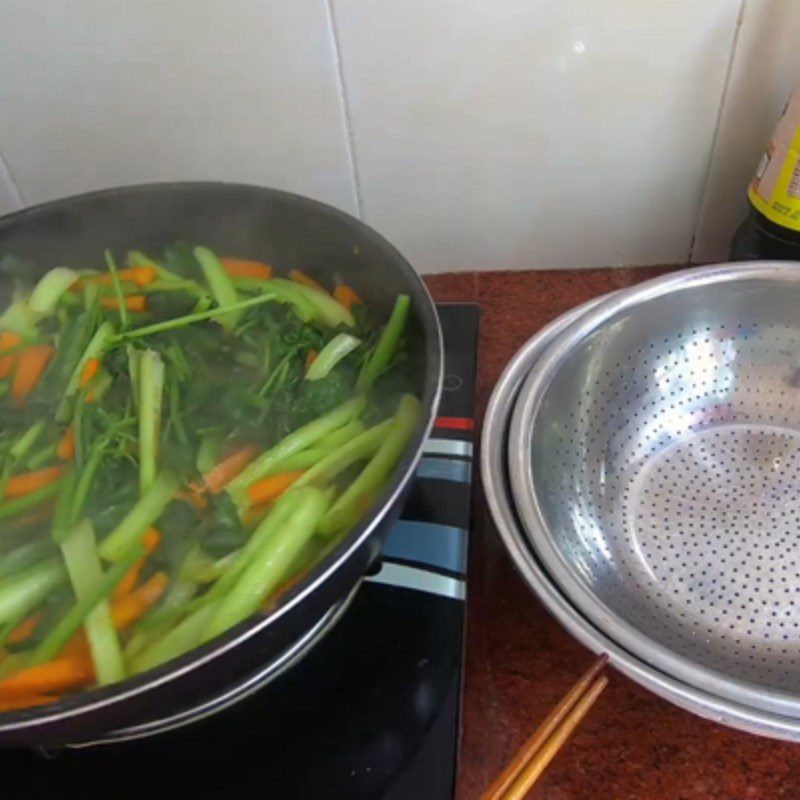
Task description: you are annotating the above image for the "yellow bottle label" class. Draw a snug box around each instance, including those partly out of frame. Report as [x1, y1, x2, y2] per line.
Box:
[748, 91, 800, 231]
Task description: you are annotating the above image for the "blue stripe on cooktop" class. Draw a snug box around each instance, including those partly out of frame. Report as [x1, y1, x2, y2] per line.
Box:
[382, 520, 467, 575]
[416, 457, 471, 484]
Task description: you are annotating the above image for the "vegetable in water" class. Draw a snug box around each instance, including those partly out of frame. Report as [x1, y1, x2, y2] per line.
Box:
[0, 242, 419, 708]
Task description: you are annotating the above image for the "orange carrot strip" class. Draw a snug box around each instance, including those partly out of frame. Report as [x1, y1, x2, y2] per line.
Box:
[142, 528, 161, 552]
[243, 504, 270, 527]
[0, 693, 57, 712]
[289, 269, 328, 294]
[79, 266, 157, 289]
[203, 445, 258, 494]
[247, 470, 305, 507]
[176, 486, 209, 511]
[3, 466, 64, 499]
[221, 258, 273, 281]
[101, 295, 147, 312]
[110, 572, 169, 631]
[79, 357, 101, 389]
[305, 350, 318, 371]
[0, 331, 22, 379]
[64, 570, 169, 644]
[0, 654, 94, 698]
[112, 528, 161, 600]
[6, 612, 43, 645]
[59, 632, 90, 658]
[333, 284, 362, 311]
[123, 266, 157, 287]
[12, 344, 54, 403]
[57, 424, 76, 460]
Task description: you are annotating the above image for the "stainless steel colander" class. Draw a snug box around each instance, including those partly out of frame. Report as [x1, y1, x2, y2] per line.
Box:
[484, 291, 800, 740]
[509, 262, 800, 717]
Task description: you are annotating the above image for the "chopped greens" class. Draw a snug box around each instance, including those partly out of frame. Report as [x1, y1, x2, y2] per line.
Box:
[0, 244, 418, 708]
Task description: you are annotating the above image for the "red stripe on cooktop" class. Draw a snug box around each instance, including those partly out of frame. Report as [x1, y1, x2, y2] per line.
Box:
[435, 416, 474, 431]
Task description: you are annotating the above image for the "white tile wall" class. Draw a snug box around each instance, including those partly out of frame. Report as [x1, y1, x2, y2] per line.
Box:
[0, 0, 356, 213]
[693, 0, 800, 263]
[333, 0, 741, 272]
[1, 0, 797, 272]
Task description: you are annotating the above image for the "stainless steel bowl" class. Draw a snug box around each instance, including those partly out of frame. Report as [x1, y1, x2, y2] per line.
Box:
[483, 289, 800, 740]
[509, 262, 800, 718]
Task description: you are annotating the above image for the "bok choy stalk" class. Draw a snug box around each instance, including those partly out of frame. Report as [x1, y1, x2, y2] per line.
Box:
[226, 395, 366, 506]
[305, 333, 360, 381]
[319, 394, 420, 535]
[31, 545, 141, 666]
[29, 267, 79, 315]
[0, 558, 67, 626]
[57, 320, 115, 422]
[268, 278, 354, 328]
[293, 419, 392, 490]
[194, 246, 241, 331]
[357, 294, 410, 392]
[202, 486, 329, 642]
[99, 470, 180, 562]
[138, 350, 165, 495]
[59, 519, 125, 684]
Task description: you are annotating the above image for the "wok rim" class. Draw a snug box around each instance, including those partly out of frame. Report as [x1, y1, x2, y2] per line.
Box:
[0, 181, 443, 736]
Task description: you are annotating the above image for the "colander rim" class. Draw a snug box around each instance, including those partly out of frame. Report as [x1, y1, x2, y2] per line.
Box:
[482, 289, 800, 739]
[508, 260, 800, 718]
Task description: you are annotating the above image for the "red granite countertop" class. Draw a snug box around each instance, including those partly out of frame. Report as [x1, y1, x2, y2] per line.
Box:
[424, 268, 800, 800]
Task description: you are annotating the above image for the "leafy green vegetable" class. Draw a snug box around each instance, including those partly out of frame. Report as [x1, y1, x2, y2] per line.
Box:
[358, 294, 410, 391]
[0, 241, 421, 703]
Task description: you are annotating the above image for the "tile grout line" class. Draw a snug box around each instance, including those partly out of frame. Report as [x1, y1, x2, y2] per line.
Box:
[324, 0, 363, 219]
[688, 0, 748, 264]
[0, 149, 24, 208]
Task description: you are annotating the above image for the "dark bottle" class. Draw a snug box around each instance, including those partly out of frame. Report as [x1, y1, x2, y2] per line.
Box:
[731, 90, 800, 261]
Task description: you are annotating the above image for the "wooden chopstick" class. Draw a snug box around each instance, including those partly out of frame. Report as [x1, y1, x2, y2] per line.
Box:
[481, 654, 608, 800]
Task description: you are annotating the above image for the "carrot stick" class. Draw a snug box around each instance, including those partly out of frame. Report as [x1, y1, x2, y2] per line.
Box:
[221, 258, 273, 281]
[57, 425, 76, 460]
[101, 295, 147, 312]
[3, 466, 64, 499]
[79, 357, 101, 389]
[12, 344, 54, 403]
[305, 350, 318, 371]
[57, 571, 169, 658]
[121, 266, 157, 287]
[0, 693, 57, 712]
[203, 445, 258, 494]
[176, 486, 209, 511]
[78, 266, 157, 289]
[289, 269, 328, 294]
[59, 632, 90, 658]
[243, 504, 270, 527]
[0, 331, 22, 379]
[247, 470, 305, 506]
[110, 572, 169, 630]
[0, 653, 94, 697]
[6, 612, 42, 645]
[333, 284, 362, 311]
[112, 528, 161, 601]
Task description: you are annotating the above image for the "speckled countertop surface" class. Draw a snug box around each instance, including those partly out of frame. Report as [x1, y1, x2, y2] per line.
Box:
[424, 268, 800, 800]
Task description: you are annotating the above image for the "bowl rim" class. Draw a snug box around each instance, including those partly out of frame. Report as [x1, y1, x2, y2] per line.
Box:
[507, 260, 800, 719]
[482, 284, 800, 740]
